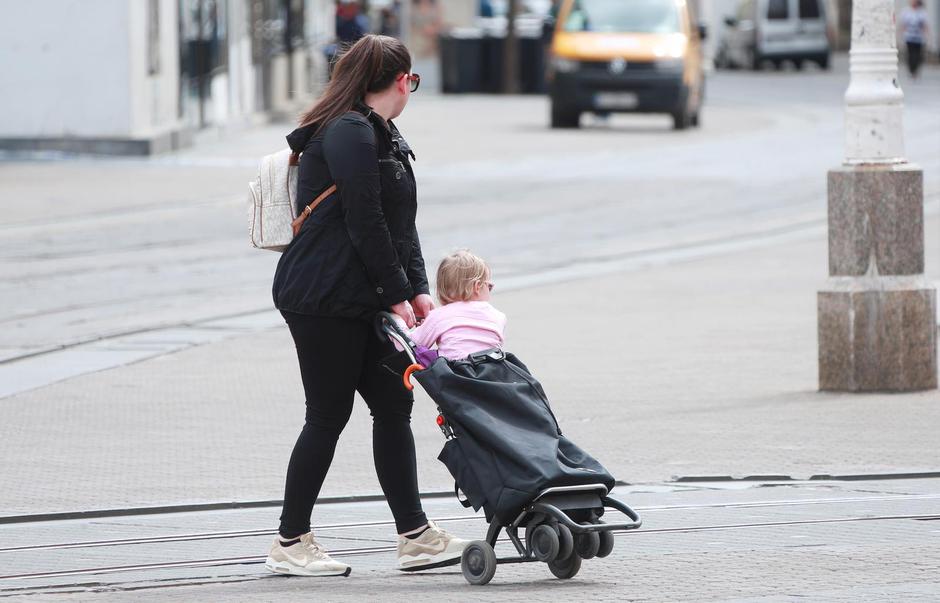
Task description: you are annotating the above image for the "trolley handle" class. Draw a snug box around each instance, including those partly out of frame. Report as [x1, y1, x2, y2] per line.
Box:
[375, 312, 426, 391]
[375, 311, 419, 365]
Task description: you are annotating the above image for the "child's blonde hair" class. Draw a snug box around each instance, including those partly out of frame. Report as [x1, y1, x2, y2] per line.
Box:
[436, 249, 490, 305]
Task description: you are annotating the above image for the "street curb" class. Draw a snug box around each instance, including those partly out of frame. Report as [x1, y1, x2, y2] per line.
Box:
[6, 473, 940, 525]
[0, 480, 634, 525]
[672, 471, 940, 483]
[0, 491, 451, 526]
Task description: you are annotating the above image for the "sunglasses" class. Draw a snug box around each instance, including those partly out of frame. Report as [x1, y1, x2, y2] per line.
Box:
[401, 73, 421, 92]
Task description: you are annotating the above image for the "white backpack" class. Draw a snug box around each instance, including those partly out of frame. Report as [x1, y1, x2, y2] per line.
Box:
[248, 149, 298, 252]
[248, 149, 335, 252]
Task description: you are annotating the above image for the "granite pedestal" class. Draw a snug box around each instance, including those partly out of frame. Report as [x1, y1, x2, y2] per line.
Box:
[818, 164, 937, 391]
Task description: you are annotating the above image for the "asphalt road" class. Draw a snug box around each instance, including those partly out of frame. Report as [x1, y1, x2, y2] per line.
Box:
[1, 56, 937, 389]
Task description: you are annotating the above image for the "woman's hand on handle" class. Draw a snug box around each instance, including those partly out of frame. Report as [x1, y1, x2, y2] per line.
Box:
[390, 300, 416, 329]
[411, 293, 435, 325]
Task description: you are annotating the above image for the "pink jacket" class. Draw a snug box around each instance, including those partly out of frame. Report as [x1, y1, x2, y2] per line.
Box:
[410, 301, 507, 361]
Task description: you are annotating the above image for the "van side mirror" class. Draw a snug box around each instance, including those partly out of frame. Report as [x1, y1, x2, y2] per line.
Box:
[724, 16, 737, 27]
[698, 23, 708, 40]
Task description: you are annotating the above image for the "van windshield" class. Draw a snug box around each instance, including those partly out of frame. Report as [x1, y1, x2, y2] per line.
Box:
[563, 0, 681, 33]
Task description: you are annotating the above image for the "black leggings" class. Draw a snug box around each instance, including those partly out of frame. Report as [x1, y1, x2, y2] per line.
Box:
[278, 312, 428, 538]
[907, 41, 924, 77]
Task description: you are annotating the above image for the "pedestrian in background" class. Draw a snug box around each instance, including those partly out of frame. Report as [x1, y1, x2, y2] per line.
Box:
[265, 34, 468, 577]
[379, 0, 402, 38]
[410, 0, 443, 61]
[326, 1, 370, 72]
[336, 0, 369, 46]
[900, 0, 929, 78]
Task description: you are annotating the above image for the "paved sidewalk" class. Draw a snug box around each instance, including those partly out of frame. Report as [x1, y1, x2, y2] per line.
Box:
[2, 479, 938, 601]
[1, 211, 936, 517]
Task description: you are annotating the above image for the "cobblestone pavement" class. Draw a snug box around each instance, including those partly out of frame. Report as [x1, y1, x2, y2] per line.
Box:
[2, 479, 938, 601]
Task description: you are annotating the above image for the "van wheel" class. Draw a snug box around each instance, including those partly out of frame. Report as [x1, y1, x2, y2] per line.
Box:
[749, 48, 763, 71]
[551, 104, 580, 129]
[672, 107, 691, 130]
[715, 47, 729, 70]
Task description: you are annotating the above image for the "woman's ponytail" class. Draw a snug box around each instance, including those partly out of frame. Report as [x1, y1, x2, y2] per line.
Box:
[299, 35, 412, 133]
[365, 36, 386, 93]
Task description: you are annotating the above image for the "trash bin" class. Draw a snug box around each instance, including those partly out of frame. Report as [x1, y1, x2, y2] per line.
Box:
[439, 28, 485, 94]
[439, 22, 548, 94]
[518, 35, 547, 94]
[479, 35, 504, 93]
[478, 33, 546, 94]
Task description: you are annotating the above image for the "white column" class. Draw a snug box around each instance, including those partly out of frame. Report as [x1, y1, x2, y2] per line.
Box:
[843, 0, 906, 164]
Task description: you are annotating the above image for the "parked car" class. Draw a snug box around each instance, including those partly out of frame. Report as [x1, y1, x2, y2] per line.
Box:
[547, 0, 706, 130]
[716, 0, 831, 70]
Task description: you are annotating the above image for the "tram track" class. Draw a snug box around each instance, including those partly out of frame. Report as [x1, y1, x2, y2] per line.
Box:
[3, 513, 938, 582]
[2, 492, 938, 556]
[2, 493, 938, 583]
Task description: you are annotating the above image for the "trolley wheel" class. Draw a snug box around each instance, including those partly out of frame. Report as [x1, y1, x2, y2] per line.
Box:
[556, 523, 574, 561]
[461, 540, 497, 586]
[596, 529, 614, 558]
[547, 550, 582, 579]
[531, 524, 560, 563]
[575, 529, 600, 560]
[525, 517, 542, 553]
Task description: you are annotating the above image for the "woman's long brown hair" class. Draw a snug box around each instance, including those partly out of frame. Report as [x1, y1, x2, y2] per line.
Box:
[300, 35, 411, 133]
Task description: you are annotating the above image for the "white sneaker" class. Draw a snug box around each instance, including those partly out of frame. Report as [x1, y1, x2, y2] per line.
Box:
[397, 521, 469, 569]
[265, 533, 351, 577]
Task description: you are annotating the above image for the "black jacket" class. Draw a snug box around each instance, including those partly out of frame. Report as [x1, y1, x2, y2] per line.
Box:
[272, 104, 429, 320]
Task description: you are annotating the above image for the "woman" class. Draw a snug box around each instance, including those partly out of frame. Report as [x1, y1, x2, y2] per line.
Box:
[900, 0, 929, 79]
[266, 34, 467, 577]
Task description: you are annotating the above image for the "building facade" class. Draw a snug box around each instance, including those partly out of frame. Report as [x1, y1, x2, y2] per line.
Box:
[0, 0, 335, 155]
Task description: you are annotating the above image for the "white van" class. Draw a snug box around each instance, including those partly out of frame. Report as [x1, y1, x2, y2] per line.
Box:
[716, 0, 831, 70]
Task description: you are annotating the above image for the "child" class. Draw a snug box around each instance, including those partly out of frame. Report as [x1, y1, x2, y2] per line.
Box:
[399, 249, 506, 361]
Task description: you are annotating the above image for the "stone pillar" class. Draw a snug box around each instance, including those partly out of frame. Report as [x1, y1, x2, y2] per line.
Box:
[818, 0, 937, 391]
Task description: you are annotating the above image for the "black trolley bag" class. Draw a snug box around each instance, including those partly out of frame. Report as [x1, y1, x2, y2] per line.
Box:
[377, 313, 641, 586]
[420, 349, 615, 525]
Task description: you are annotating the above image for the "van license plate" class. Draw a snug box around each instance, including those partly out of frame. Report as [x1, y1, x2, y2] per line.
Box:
[595, 92, 638, 109]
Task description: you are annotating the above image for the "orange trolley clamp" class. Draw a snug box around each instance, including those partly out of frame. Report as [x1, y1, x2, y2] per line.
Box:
[402, 363, 425, 391]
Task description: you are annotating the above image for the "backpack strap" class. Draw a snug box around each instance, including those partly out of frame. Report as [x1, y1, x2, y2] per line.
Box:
[291, 184, 337, 237]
